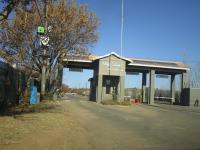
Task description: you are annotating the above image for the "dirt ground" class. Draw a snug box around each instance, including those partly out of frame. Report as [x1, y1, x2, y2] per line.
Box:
[0, 100, 91, 150]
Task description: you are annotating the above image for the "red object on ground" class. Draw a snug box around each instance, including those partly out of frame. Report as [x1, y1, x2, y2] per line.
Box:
[131, 99, 140, 104]
[135, 99, 139, 103]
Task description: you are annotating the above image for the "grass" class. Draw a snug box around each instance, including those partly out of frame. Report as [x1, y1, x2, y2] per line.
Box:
[0, 100, 65, 146]
[101, 100, 131, 106]
[0, 100, 61, 116]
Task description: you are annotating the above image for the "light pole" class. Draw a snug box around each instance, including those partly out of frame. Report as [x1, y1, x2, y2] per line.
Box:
[41, 0, 48, 98]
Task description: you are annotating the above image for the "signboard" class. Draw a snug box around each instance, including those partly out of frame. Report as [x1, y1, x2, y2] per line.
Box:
[40, 36, 49, 46]
[126, 72, 140, 75]
[69, 68, 83, 72]
[156, 74, 169, 78]
[37, 26, 45, 34]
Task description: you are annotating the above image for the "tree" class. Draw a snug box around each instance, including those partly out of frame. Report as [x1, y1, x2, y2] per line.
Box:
[190, 61, 200, 88]
[0, 0, 99, 94]
[0, 0, 31, 21]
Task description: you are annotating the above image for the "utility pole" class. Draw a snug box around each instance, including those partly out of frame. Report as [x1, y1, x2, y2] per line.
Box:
[41, 0, 48, 97]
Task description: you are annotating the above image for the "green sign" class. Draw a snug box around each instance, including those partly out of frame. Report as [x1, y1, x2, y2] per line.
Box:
[37, 26, 45, 34]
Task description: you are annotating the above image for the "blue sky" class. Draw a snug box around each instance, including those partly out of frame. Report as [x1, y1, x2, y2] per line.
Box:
[63, 0, 200, 89]
[1, 1, 199, 90]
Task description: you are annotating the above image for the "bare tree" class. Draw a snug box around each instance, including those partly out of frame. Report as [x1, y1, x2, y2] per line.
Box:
[0, 0, 99, 93]
[190, 61, 200, 88]
[0, 0, 31, 21]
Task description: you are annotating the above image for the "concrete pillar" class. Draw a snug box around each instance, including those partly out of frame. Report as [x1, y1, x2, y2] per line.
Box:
[149, 70, 155, 105]
[181, 72, 189, 89]
[170, 74, 176, 104]
[119, 76, 125, 101]
[97, 75, 103, 103]
[180, 72, 189, 105]
[141, 73, 147, 103]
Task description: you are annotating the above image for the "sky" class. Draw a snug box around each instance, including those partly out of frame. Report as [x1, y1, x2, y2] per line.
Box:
[63, 0, 200, 89]
[1, 0, 199, 90]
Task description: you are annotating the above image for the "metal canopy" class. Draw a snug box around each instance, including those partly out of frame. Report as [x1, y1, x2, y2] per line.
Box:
[62, 52, 190, 73]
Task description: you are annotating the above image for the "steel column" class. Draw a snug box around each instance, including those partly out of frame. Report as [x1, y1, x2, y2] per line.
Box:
[142, 73, 147, 103]
[170, 74, 176, 104]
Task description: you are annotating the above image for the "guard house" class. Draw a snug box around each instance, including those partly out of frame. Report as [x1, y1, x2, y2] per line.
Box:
[63, 52, 190, 105]
[90, 53, 132, 102]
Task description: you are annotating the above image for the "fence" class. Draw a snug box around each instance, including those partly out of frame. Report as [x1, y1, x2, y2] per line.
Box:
[0, 61, 27, 109]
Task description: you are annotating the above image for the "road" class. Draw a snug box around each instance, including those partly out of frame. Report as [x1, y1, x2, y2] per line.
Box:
[1, 95, 200, 150]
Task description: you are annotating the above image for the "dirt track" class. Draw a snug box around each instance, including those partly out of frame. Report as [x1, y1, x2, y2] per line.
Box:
[0, 99, 200, 150]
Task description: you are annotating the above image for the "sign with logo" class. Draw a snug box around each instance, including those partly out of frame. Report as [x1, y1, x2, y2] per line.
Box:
[40, 36, 49, 46]
[37, 26, 45, 34]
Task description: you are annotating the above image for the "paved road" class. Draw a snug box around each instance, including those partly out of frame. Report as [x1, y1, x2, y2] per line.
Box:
[62, 95, 200, 150]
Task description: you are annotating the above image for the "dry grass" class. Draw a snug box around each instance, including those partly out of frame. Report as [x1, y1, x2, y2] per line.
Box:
[0, 100, 61, 116]
[0, 101, 65, 145]
[101, 100, 131, 106]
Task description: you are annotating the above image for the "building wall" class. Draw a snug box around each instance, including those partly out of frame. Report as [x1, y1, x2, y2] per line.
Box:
[99, 55, 126, 76]
[95, 55, 126, 102]
[190, 88, 200, 106]
[0, 61, 28, 108]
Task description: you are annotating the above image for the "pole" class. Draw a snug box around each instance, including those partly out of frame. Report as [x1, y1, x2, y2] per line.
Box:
[41, 0, 48, 97]
[120, 0, 124, 57]
[119, 0, 124, 102]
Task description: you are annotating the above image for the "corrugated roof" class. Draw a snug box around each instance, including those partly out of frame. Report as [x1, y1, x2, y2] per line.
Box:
[63, 53, 190, 71]
[129, 58, 189, 70]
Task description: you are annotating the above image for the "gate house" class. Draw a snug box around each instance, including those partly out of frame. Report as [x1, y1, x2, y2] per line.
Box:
[63, 52, 190, 105]
[90, 53, 131, 102]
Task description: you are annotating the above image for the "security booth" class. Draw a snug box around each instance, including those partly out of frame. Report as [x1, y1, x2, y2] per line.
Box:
[90, 52, 132, 103]
[63, 52, 190, 106]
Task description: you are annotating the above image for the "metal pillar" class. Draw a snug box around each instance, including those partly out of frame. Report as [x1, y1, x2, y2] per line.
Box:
[41, 0, 48, 96]
[170, 74, 176, 104]
[97, 75, 103, 103]
[41, 62, 46, 95]
[149, 70, 155, 105]
[142, 73, 147, 103]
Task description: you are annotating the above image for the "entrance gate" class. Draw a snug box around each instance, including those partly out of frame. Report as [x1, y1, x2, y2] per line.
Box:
[62, 52, 190, 105]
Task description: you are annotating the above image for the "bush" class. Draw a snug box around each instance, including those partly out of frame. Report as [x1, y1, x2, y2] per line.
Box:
[43, 93, 53, 101]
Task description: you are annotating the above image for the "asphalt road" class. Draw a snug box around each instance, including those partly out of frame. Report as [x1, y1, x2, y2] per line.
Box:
[63, 94, 200, 150]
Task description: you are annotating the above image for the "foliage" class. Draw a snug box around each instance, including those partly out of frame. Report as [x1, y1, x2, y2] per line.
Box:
[43, 93, 53, 100]
[0, 100, 59, 116]
[0, 0, 31, 21]
[0, 0, 99, 92]
[190, 61, 200, 88]
[61, 83, 70, 93]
